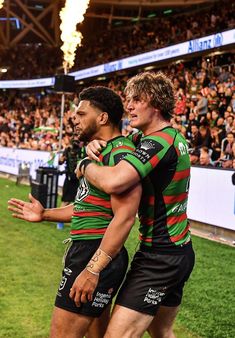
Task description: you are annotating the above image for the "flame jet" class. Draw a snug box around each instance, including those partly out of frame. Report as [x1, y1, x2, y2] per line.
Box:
[60, 0, 90, 73]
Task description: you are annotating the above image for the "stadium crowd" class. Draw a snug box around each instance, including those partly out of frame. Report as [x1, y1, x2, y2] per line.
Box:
[0, 0, 235, 169]
[0, 52, 235, 169]
[75, 0, 234, 70]
[0, 0, 234, 80]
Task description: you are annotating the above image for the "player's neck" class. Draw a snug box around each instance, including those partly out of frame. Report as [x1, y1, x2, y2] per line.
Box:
[92, 126, 121, 142]
[143, 121, 171, 136]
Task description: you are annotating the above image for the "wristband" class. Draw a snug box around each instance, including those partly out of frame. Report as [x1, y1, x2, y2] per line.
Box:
[86, 267, 100, 276]
[78, 157, 92, 175]
[86, 249, 112, 274]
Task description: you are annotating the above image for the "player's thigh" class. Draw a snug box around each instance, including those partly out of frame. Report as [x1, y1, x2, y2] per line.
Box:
[104, 305, 154, 338]
[85, 304, 111, 338]
[50, 306, 94, 338]
[147, 305, 179, 338]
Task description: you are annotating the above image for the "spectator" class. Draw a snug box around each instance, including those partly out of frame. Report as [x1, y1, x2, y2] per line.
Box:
[210, 109, 220, 127]
[189, 148, 200, 165]
[188, 123, 203, 148]
[221, 158, 233, 168]
[208, 90, 219, 112]
[218, 67, 230, 83]
[199, 125, 212, 148]
[175, 88, 186, 115]
[188, 77, 200, 101]
[216, 117, 227, 140]
[210, 126, 222, 161]
[199, 146, 214, 166]
[186, 111, 199, 136]
[220, 132, 235, 160]
[225, 114, 234, 133]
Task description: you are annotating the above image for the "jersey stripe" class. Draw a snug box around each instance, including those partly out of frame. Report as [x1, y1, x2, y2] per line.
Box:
[163, 192, 187, 204]
[139, 216, 154, 226]
[73, 211, 112, 219]
[167, 213, 187, 226]
[149, 155, 160, 167]
[151, 131, 174, 145]
[142, 195, 155, 205]
[139, 235, 153, 243]
[170, 225, 190, 242]
[70, 228, 106, 235]
[111, 145, 135, 152]
[173, 168, 190, 181]
[83, 195, 111, 208]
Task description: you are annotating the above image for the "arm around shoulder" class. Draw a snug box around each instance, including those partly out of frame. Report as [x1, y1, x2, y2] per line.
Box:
[85, 160, 140, 194]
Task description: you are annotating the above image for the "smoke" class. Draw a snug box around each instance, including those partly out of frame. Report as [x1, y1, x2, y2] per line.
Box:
[59, 0, 90, 73]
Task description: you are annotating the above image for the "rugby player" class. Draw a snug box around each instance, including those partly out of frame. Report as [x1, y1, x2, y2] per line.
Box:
[8, 86, 141, 338]
[75, 72, 195, 338]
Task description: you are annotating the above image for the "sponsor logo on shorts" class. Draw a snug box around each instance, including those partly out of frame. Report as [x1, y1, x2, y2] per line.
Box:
[58, 276, 67, 291]
[64, 267, 72, 276]
[144, 287, 165, 305]
[92, 291, 112, 308]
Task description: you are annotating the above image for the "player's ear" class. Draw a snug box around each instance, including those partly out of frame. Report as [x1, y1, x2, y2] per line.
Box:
[98, 112, 109, 125]
[154, 107, 161, 115]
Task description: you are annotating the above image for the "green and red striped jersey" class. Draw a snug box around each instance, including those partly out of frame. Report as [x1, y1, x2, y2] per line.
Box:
[125, 127, 191, 248]
[70, 136, 135, 240]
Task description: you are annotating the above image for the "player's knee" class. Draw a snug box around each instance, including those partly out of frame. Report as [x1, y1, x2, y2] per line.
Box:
[104, 324, 145, 338]
[148, 326, 176, 338]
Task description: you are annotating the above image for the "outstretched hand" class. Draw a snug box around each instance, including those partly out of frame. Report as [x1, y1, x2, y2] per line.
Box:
[69, 268, 99, 307]
[86, 140, 107, 162]
[8, 193, 44, 222]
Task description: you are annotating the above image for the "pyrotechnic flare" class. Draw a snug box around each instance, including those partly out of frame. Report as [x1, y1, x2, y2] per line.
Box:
[59, 0, 90, 74]
[0, 1, 4, 9]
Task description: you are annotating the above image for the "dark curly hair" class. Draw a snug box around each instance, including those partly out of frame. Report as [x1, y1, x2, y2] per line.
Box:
[125, 71, 175, 121]
[79, 86, 124, 125]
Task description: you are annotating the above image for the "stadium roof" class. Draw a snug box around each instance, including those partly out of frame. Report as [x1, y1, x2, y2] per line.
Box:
[0, 0, 220, 48]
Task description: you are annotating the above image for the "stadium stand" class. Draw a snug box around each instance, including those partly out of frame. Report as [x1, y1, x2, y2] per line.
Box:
[1, 52, 234, 168]
[0, 0, 234, 169]
[0, 0, 234, 79]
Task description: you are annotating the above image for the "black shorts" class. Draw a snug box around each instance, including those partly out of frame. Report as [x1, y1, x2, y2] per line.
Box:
[115, 241, 195, 316]
[55, 239, 129, 317]
[62, 178, 79, 202]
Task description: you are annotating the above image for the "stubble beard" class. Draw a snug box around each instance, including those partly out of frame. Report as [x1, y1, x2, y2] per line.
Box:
[79, 124, 99, 143]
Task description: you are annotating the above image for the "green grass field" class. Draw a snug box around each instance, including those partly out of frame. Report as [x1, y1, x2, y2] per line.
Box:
[0, 177, 234, 338]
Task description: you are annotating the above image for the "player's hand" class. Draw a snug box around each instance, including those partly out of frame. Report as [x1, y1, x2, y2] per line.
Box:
[69, 268, 99, 307]
[86, 140, 107, 162]
[75, 157, 92, 178]
[8, 193, 44, 222]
